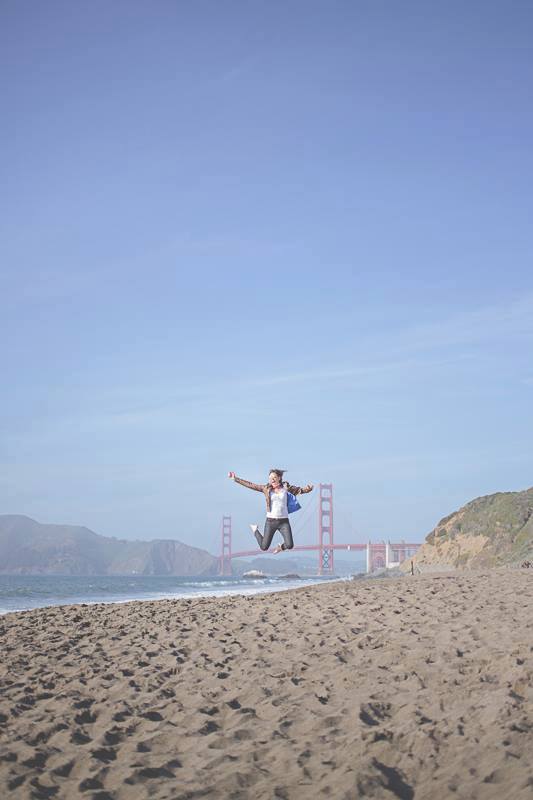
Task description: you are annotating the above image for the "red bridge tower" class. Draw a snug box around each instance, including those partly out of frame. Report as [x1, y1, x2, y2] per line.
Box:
[220, 515, 232, 576]
[318, 483, 334, 575]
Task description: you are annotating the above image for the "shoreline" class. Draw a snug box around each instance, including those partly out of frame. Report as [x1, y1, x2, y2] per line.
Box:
[1, 569, 532, 799]
[0, 574, 348, 617]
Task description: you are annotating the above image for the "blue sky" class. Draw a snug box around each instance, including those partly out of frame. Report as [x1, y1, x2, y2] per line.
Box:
[2, 1, 532, 557]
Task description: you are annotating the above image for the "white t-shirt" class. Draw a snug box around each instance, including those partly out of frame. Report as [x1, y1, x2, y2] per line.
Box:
[267, 487, 288, 519]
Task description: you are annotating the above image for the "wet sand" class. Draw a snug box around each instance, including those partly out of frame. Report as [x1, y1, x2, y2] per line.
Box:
[1, 570, 532, 799]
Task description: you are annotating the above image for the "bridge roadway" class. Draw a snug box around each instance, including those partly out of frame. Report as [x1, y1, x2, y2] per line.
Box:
[228, 542, 420, 559]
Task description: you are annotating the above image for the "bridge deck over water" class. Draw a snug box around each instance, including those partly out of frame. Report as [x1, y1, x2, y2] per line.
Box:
[220, 484, 421, 575]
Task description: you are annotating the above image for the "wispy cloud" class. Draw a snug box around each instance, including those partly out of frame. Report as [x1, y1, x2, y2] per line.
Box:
[34, 353, 471, 435]
[6, 294, 533, 442]
[386, 293, 533, 354]
[239, 354, 475, 389]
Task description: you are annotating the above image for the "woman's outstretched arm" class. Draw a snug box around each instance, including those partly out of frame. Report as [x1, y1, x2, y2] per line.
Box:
[228, 472, 265, 492]
[287, 482, 314, 495]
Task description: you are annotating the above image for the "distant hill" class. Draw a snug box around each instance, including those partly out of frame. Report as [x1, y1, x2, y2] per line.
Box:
[406, 487, 533, 570]
[0, 515, 218, 576]
[233, 555, 365, 577]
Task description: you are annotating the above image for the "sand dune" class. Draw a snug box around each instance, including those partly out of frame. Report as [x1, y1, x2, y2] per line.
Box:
[1, 570, 532, 799]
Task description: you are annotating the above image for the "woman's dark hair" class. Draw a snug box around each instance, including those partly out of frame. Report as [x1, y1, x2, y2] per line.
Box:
[268, 468, 285, 481]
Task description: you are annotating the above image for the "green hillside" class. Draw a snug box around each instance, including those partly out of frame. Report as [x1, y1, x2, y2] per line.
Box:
[411, 486, 533, 570]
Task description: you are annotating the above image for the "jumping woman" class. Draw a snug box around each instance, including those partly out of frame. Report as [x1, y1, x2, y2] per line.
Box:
[228, 469, 314, 554]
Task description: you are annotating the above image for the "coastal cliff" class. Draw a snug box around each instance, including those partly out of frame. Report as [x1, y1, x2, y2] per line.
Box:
[0, 515, 218, 576]
[405, 486, 533, 571]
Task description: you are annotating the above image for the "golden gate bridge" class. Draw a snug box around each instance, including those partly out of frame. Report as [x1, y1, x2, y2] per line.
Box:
[219, 483, 420, 575]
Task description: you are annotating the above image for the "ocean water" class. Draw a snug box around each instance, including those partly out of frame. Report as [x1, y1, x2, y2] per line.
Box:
[0, 573, 339, 615]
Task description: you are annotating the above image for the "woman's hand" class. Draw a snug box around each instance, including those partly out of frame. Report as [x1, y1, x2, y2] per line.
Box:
[305, 483, 314, 492]
[228, 471, 236, 480]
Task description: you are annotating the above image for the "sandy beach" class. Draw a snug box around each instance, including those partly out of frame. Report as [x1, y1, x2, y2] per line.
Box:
[1, 570, 532, 800]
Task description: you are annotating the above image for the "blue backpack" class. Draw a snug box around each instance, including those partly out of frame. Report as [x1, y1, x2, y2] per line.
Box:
[287, 491, 301, 514]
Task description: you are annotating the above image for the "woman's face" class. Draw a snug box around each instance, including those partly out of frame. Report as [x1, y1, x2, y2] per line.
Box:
[269, 472, 281, 488]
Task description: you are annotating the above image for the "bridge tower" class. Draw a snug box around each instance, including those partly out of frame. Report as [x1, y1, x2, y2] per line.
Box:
[318, 483, 334, 575]
[220, 515, 232, 576]
[366, 541, 387, 573]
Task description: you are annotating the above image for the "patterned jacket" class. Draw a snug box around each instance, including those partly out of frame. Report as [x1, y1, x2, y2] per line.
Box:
[233, 476, 313, 514]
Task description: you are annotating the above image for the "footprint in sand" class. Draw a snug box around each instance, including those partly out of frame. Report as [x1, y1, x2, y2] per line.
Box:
[199, 706, 219, 717]
[233, 728, 253, 741]
[70, 730, 92, 745]
[21, 750, 49, 769]
[51, 760, 74, 777]
[140, 710, 164, 721]
[199, 720, 220, 735]
[74, 709, 98, 725]
[125, 761, 181, 785]
[78, 776, 103, 791]
[29, 777, 59, 798]
[8, 775, 27, 791]
[359, 702, 392, 726]
[112, 707, 133, 722]
[102, 728, 126, 746]
[91, 747, 117, 763]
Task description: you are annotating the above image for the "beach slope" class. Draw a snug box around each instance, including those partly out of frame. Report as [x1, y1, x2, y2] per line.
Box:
[1, 570, 532, 799]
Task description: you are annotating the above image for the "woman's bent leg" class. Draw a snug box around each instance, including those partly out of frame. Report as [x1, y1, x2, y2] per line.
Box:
[258, 519, 277, 551]
[254, 525, 264, 548]
[278, 519, 294, 550]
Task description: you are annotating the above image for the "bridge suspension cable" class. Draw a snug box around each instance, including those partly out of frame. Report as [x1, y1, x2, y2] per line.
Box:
[218, 483, 421, 575]
[290, 490, 319, 539]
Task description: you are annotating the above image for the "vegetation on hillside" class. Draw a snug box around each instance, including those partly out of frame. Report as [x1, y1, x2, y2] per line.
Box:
[415, 487, 533, 569]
